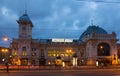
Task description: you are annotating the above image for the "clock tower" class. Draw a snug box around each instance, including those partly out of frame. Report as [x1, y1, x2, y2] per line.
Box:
[17, 11, 33, 39]
[16, 11, 34, 65]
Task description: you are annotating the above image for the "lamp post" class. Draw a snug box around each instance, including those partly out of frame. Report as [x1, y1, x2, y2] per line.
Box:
[1, 36, 9, 72]
[1, 36, 9, 63]
[0, 36, 9, 47]
[1, 48, 8, 62]
[3, 36, 9, 42]
[1, 48, 9, 72]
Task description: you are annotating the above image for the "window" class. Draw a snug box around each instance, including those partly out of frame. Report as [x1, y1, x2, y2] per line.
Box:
[32, 48, 37, 51]
[80, 50, 84, 57]
[14, 48, 16, 50]
[22, 47, 26, 51]
[22, 26, 26, 30]
[32, 52, 36, 56]
[22, 51, 27, 56]
[13, 52, 17, 56]
[40, 49, 44, 56]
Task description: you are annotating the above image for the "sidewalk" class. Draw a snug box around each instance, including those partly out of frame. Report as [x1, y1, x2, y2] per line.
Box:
[0, 65, 120, 72]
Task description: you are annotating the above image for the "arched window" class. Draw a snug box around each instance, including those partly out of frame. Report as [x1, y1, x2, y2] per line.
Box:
[97, 43, 110, 56]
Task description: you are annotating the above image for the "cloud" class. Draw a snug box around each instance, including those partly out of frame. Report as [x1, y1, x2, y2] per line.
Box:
[1, 0, 120, 46]
[89, 2, 98, 10]
[61, 6, 71, 16]
[1, 6, 18, 20]
[72, 19, 80, 30]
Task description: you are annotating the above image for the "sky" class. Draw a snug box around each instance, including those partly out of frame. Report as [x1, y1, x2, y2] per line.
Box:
[1, 0, 120, 47]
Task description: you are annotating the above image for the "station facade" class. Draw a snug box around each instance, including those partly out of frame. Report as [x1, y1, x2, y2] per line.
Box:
[11, 12, 120, 66]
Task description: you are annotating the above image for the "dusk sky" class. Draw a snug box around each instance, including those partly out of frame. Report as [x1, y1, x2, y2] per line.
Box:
[1, 0, 120, 47]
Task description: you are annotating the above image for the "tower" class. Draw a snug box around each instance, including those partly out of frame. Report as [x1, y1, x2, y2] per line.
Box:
[16, 11, 33, 65]
[17, 11, 33, 39]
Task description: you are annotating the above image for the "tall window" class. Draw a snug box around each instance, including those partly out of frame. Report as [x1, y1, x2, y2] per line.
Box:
[22, 47, 27, 56]
[80, 50, 84, 57]
[22, 47, 26, 51]
[22, 51, 27, 56]
[40, 49, 44, 56]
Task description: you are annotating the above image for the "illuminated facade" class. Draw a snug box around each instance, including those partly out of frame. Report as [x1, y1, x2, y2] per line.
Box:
[0, 47, 10, 64]
[11, 11, 119, 66]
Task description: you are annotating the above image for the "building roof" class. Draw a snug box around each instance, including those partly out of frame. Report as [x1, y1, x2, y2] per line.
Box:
[19, 13, 31, 22]
[79, 26, 108, 41]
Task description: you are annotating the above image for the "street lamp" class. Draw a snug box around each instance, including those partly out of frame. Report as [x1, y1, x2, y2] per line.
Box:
[1, 48, 9, 63]
[0, 36, 10, 72]
[3, 36, 9, 42]
[0, 36, 10, 48]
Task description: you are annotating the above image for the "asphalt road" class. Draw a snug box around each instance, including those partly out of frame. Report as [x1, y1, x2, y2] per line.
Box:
[1, 70, 120, 76]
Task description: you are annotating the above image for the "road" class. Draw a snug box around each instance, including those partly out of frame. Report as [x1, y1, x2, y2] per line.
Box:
[1, 70, 120, 76]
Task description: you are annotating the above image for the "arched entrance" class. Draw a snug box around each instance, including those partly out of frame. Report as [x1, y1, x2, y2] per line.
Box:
[97, 43, 110, 56]
[97, 43, 111, 66]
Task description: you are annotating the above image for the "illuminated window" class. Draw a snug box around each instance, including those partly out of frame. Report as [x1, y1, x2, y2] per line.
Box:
[12, 52, 17, 56]
[80, 50, 84, 57]
[65, 54, 68, 57]
[54, 50, 56, 53]
[48, 54, 51, 56]
[53, 54, 56, 56]
[48, 50, 51, 53]
[40, 49, 44, 56]
[66, 50, 68, 53]
[57, 54, 59, 56]
[32, 52, 36, 56]
[69, 50, 72, 53]
[61, 54, 64, 57]
[14, 52, 17, 55]
[22, 51, 27, 56]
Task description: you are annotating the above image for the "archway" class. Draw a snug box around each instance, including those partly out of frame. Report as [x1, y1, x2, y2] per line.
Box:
[97, 43, 110, 56]
[97, 43, 111, 66]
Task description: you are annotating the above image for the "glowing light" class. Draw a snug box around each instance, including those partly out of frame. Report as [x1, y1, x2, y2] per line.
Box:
[73, 57, 78, 67]
[66, 50, 68, 53]
[96, 61, 98, 66]
[100, 46, 103, 49]
[1, 48, 8, 53]
[2, 59, 5, 61]
[69, 50, 72, 53]
[53, 54, 56, 56]
[3, 36, 9, 42]
[65, 54, 68, 57]
[56, 59, 62, 65]
[48, 62, 51, 65]
[62, 61, 65, 67]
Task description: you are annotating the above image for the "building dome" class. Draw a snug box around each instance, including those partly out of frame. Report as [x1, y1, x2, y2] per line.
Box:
[79, 26, 107, 41]
[19, 13, 31, 22]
